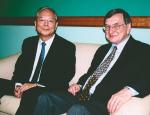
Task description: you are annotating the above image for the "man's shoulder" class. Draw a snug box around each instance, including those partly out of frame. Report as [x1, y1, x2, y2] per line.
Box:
[93, 43, 110, 57]
[133, 39, 150, 53]
[97, 43, 110, 51]
[55, 34, 75, 47]
[137, 40, 150, 49]
[21, 36, 38, 47]
[129, 36, 150, 48]
[23, 35, 38, 42]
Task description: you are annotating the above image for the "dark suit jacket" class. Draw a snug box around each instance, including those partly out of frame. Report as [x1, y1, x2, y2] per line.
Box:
[78, 36, 150, 104]
[11, 34, 76, 91]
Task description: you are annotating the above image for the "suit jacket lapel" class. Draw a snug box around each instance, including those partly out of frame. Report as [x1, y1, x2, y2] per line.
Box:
[30, 36, 39, 66]
[27, 36, 39, 78]
[106, 36, 137, 76]
[42, 34, 59, 66]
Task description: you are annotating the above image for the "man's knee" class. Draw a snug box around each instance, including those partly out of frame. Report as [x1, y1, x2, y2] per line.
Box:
[33, 93, 55, 115]
[67, 104, 90, 115]
[37, 93, 51, 104]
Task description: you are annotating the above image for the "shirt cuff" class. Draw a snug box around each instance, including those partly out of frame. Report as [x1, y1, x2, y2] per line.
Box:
[125, 86, 139, 96]
[15, 83, 22, 88]
[36, 83, 45, 87]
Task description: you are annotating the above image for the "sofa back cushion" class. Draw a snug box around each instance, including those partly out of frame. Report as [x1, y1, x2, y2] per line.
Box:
[69, 43, 100, 85]
[0, 54, 20, 80]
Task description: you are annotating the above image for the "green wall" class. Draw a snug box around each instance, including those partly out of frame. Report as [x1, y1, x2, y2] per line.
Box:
[0, 0, 150, 17]
[0, 26, 36, 58]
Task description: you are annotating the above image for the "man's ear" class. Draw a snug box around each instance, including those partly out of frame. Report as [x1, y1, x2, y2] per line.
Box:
[127, 23, 131, 34]
[34, 20, 37, 27]
[55, 22, 58, 30]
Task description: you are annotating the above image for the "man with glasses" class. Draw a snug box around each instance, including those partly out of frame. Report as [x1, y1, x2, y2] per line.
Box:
[33, 8, 150, 115]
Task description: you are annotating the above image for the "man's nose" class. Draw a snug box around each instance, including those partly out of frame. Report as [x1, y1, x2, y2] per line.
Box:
[109, 27, 116, 34]
[44, 21, 48, 26]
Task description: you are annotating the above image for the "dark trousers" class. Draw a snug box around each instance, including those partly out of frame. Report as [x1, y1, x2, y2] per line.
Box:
[15, 87, 47, 115]
[33, 91, 109, 115]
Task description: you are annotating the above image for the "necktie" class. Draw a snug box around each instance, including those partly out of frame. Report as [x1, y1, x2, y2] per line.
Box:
[32, 42, 46, 82]
[78, 46, 117, 101]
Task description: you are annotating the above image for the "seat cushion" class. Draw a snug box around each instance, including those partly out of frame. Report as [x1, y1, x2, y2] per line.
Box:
[0, 95, 20, 115]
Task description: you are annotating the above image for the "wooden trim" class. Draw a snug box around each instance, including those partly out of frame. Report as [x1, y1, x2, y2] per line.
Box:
[58, 16, 104, 27]
[0, 17, 34, 25]
[131, 17, 150, 28]
[0, 16, 150, 28]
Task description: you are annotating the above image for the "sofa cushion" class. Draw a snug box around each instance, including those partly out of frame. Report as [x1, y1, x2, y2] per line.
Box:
[0, 54, 20, 80]
[0, 95, 20, 115]
[69, 43, 100, 85]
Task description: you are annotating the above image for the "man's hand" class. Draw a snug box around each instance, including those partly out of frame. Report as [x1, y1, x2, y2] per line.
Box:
[14, 85, 22, 98]
[14, 83, 37, 98]
[68, 83, 81, 96]
[107, 88, 133, 114]
[19, 83, 37, 92]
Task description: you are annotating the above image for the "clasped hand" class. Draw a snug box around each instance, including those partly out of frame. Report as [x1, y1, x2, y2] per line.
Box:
[14, 83, 37, 98]
[68, 83, 81, 96]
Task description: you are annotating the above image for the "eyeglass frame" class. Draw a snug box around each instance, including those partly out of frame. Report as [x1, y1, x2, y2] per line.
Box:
[103, 23, 126, 32]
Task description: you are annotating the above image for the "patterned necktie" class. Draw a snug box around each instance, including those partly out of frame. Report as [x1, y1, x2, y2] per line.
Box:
[78, 46, 117, 101]
[32, 42, 46, 82]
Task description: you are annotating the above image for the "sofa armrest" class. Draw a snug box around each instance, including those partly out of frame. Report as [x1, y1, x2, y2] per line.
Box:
[0, 95, 20, 115]
[114, 95, 150, 115]
[0, 54, 20, 80]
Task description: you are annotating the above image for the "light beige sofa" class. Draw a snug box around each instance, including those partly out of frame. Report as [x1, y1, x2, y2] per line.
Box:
[0, 43, 150, 115]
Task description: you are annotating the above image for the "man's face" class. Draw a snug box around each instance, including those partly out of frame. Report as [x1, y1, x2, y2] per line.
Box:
[35, 9, 58, 41]
[104, 13, 131, 44]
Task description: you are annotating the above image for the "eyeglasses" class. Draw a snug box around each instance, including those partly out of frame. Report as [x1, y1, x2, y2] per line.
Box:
[103, 24, 125, 32]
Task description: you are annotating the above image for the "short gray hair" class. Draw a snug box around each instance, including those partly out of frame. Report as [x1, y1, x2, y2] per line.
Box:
[35, 6, 58, 21]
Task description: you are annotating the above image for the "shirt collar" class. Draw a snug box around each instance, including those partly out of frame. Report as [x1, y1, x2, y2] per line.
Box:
[112, 34, 130, 52]
[39, 34, 55, 45]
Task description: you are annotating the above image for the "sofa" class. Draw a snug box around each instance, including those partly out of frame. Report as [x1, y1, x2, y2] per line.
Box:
[0, 43, 150, 115]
